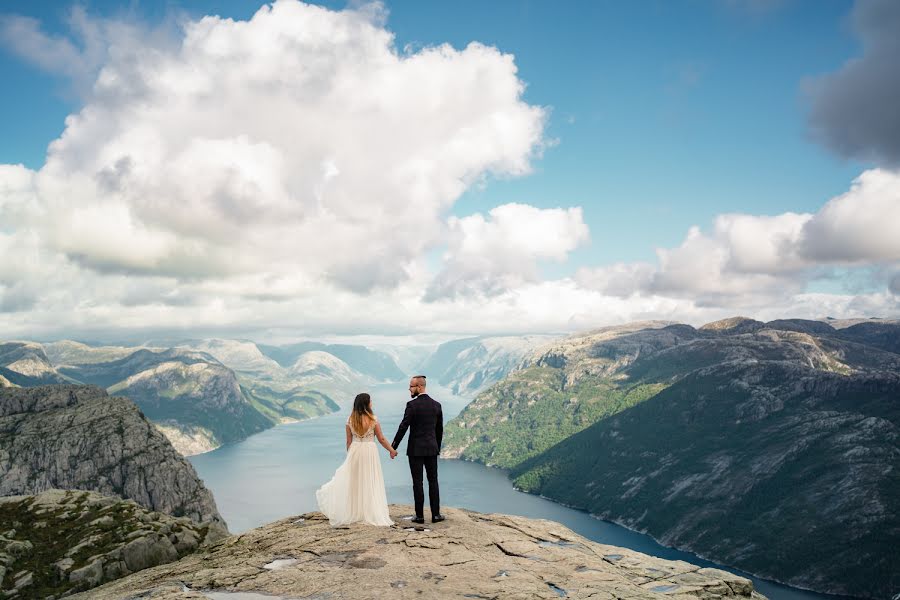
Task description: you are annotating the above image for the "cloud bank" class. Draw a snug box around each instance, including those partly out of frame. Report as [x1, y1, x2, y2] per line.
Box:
[577, 169, 900, 307]
[0, 0, 898, 341]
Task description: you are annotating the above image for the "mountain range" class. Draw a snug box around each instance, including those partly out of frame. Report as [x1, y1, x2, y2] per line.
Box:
[0, 333, 545, 456]
[0, 338, 412, 455]
[1, 318, 896, 597]
[442, 317, 900, 599]
[420, 334, 558, 395]
[0, 384, 770, 600]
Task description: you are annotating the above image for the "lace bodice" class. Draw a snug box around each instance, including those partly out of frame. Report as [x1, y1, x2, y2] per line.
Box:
[348, 416, 377, 442]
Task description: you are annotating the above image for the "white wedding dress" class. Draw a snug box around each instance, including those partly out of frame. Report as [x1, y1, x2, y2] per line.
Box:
[315, 416, 394, 527]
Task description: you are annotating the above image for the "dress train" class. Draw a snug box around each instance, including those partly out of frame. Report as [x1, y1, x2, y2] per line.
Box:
[315, 417, 393, 527]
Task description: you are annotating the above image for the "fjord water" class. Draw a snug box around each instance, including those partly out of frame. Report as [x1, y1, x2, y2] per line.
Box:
[190, 382, 851, 600]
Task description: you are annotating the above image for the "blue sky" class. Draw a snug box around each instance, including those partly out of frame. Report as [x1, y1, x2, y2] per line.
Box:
[0, 0, 897, 339]
[0, 0, 865, 266]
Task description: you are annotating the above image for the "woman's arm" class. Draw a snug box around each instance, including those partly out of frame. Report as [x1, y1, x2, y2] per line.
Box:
[345, 423, 352, 451]
[375, 422, 398, 458]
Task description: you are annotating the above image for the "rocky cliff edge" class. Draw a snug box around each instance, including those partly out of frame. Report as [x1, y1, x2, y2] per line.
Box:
[0, 385, 226, 530]
[76, 504, 767, 600]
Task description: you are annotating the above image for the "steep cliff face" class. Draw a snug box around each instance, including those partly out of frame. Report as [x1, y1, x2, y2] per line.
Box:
[441, 319, 900, 599]
[0, 385, 227, 532]
[512, 362, 900, 599]
[0, 489, 225, 599]
[73, 505, 767, 600]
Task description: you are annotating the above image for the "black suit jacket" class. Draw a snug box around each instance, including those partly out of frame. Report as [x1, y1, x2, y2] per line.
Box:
[392, 393, 443, 456]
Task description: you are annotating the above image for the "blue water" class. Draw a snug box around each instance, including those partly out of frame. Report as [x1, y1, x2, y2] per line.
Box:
[190, 382, 855, 600]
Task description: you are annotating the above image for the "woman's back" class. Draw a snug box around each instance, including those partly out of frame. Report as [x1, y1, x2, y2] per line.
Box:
[349, 415, 377, 442]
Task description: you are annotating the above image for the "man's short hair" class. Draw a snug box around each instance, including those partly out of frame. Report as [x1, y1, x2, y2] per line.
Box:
[413, 375, 427, 385]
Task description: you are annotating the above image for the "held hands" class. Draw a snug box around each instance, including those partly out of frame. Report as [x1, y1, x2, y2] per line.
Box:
[389, 448, 398, 459]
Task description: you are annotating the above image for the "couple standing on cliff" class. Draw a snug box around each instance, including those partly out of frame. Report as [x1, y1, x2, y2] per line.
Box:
[315, 375, 444, 526]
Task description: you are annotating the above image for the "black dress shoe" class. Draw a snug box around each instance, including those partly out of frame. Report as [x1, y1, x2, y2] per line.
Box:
[411, 516, 425, 524]
[431, 514, 445, 523]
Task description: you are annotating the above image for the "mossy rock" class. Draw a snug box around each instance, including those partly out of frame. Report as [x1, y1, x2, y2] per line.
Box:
[0, 489, 226, 598]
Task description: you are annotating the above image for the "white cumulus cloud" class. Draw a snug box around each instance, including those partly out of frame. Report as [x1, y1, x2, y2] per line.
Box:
[4, 0, 547, 291]
[798, 168, 900, 263]
[577, 168, 900, 310]
[425, 203, 589, 300]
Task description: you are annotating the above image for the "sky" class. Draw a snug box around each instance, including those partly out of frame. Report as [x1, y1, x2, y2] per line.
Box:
[0, 0, 898, 342]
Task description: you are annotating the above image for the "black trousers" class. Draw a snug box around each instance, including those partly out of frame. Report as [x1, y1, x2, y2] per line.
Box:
[408, 455, 440, 518]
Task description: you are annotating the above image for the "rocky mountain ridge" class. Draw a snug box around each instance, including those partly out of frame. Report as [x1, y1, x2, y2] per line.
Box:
[511, 360, 899, 599]
[0, 342, 72, 387]
[0, 385, 227, 532]
[258, 340, 407, 381]
[442, 317, 900, 599]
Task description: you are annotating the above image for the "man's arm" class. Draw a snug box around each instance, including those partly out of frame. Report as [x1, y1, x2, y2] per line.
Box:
[435, 402, 443, 451]
[392, 402, 412, 450]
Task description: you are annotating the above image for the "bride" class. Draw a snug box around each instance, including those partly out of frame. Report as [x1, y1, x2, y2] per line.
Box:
[315, 392, 397, 526]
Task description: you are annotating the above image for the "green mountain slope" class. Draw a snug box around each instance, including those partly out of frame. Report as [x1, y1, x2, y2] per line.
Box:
[243, 384, 339, 422]
[441, 321, 688, 466]
[106, 360, 273, 447]
[443, 365, 666, 467]
[442, 318, 900, 599]
[510, 361, 900, 599]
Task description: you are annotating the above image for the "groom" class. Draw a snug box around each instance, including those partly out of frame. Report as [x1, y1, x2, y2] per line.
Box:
[391, 375, 444, 524]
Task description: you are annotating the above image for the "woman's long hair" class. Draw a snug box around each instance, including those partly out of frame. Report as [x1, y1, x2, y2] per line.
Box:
[349, 393, 375, 436]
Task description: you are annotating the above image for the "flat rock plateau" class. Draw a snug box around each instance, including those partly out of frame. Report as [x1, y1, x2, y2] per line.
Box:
[75, 505, 767, 600]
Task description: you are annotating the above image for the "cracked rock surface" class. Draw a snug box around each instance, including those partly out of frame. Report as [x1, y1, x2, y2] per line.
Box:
[75, 505, 767, 600]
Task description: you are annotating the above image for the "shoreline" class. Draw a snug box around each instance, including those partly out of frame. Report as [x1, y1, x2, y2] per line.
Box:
[447, 455, 861, 600]
[173, 378, 410, 457]
[168, 403, 343, 457]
